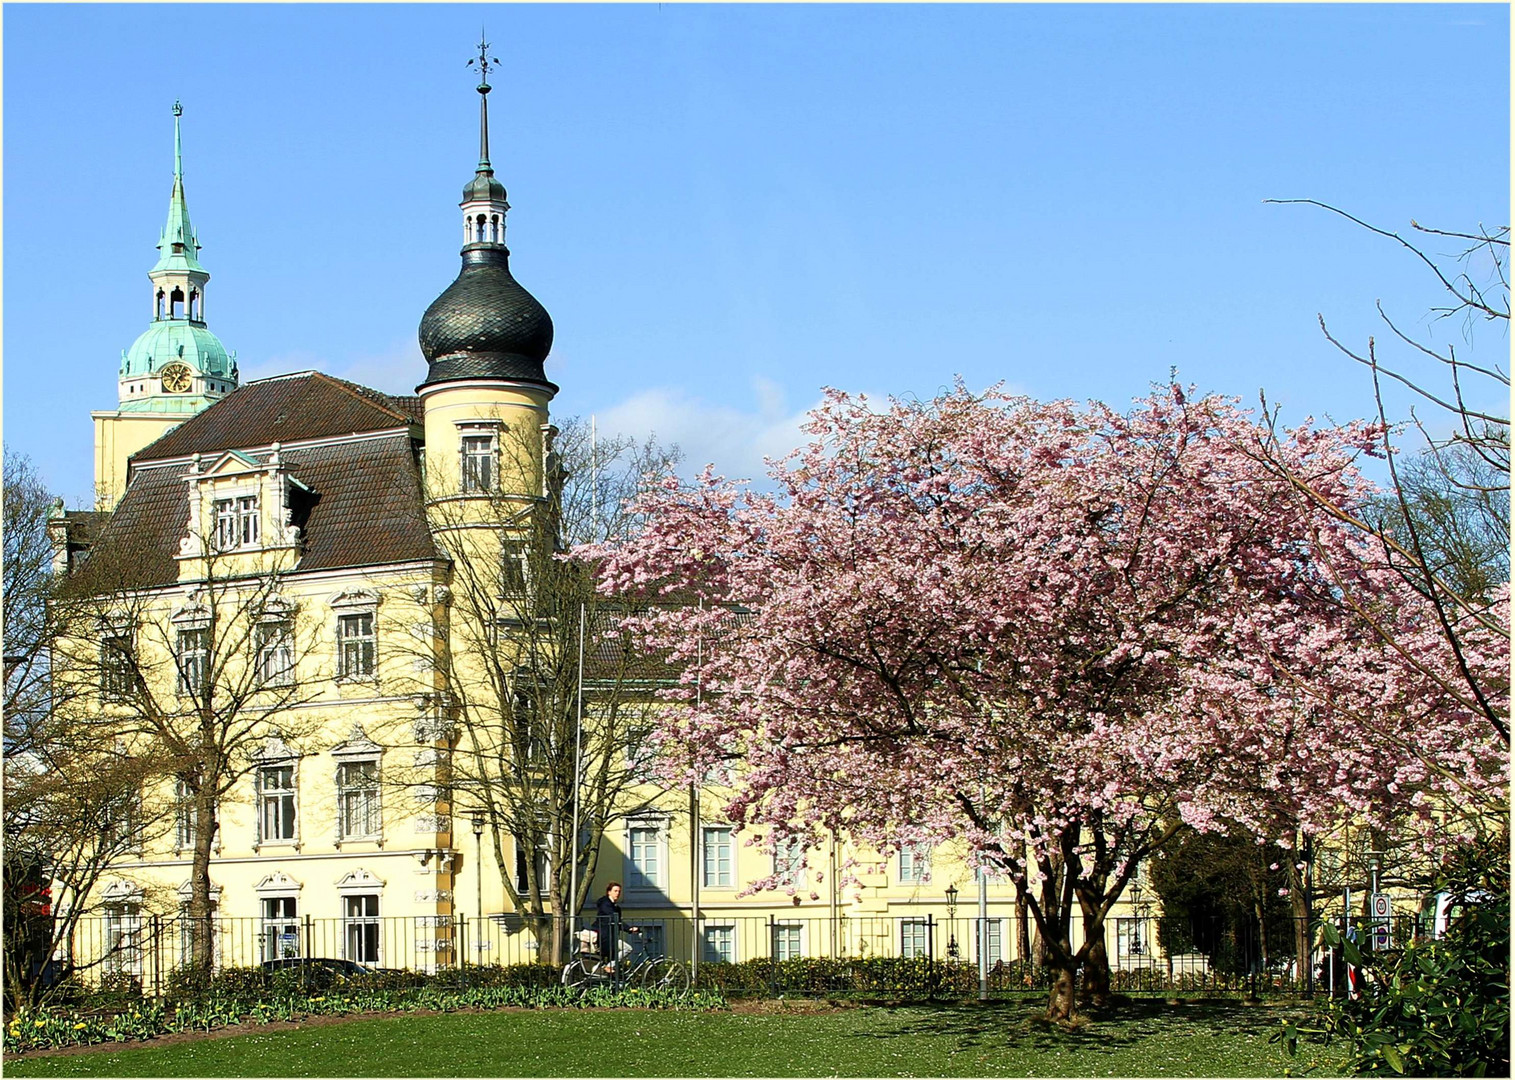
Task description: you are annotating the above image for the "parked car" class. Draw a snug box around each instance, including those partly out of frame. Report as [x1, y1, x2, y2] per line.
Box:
[260, 957, 374, 986]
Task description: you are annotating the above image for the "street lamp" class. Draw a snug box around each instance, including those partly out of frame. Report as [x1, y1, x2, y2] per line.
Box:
[471, 810, 486, 966]
[944, 884, 960, 960]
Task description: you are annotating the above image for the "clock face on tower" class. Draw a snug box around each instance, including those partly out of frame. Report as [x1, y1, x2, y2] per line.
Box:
[159, 363, 193, 393]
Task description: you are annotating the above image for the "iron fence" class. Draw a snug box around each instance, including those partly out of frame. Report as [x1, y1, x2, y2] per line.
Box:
[46, 910, 1425, 999]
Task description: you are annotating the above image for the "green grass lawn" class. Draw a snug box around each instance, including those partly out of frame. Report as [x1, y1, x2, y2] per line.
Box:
[3, 999, 1345, 1077]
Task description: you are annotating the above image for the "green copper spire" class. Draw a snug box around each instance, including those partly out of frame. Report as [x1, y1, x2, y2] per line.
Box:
[153, 101, 205, 275]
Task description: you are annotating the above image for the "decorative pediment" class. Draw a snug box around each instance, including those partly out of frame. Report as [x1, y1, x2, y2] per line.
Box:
[257, 595, 297, 623]
[203, 449, 263, 477]
[177, 880, 224, 902]
[101, 880, 144, 904]
[170, 601, 211, 627]
[334, 867, 385, 891]
[330, 588, 381, 612]
[254, 872, 302, 895]
[253, 733, 298, 763]
[330, 724, 382, 759]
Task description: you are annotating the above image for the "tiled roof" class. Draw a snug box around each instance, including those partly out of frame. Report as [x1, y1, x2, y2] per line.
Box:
[132, 371, 421, 464]
[69, 434, 437, 593]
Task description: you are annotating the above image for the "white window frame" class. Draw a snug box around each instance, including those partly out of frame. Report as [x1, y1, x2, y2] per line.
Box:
[336, 869, 385, 967]
[256, 763, 298, 846]
[256, 620, 295, 687]
[975, 917, 1006, 966]
[212, 493, 260, 550]
[701, 922, 737, 964]
[702, 826, 734, 889]
[336, 612, 376, 679]
[456, 420, 503, 495]
[899, 843, 932, 885]
[336, 760, 382, 842]
[101, 883, 144, 976]
[625, 817, 668, 893]
[176, 627, 210, 696]
[773, 838, 807, 888]
[772, 920, 804, 962]
[101, 633, 135, 703]
[261, 895, 301, 961]
[901, 918, 930, 959]
[331, 590, 380, 682]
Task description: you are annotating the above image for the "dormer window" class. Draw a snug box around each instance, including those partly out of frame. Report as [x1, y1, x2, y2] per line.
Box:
[214, 495, 259, 550]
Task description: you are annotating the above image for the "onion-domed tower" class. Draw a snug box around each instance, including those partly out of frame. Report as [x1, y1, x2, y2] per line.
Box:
[419, 38, 558, 509]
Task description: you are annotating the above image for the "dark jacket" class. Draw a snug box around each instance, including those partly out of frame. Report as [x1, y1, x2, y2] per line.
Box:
[594, 894, 622, 961]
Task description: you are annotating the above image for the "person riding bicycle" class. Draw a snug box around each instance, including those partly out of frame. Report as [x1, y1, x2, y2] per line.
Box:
[594, 882, 640, 973]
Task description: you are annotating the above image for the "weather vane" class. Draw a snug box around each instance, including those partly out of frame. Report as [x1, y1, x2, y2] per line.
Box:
[467, 31, 500, 89]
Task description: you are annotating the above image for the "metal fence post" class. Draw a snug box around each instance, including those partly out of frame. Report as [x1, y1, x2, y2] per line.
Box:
[151, 914, 162, 996]
[927, 914, 936, 1000]
[768, 914, 778, 995]
[304, 913, 313, 961]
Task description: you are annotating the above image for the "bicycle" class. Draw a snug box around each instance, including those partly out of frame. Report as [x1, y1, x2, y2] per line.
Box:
[561, 930, 690, 991]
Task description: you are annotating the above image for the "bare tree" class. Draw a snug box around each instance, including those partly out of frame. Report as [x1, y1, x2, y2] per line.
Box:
[1258, 202, 1509, 771]
[54, 541, 327, 979]
[394, 418, 681, 962]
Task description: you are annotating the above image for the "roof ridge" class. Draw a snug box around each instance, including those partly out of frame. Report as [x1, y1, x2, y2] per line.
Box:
[309, 371, 415, 423]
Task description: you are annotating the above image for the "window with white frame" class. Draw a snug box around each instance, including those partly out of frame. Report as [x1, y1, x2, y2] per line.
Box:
[901, 918, 930, 959]
[337, 613, 376, 678]
[213, 495, 259, 550]
[702, 923, 735, 964]
[461, 434, 495, 493]
[177, 628, 210, 695]
[174, 778, 197, 849]
[336, 760, 381, 840]
[343, 894, 380, 964]
[101, 634, 134, 702]
[104, 902, 143, 974]
[636, 921, 666, 958]
[774, 838, 806, 887]
[257, 764, 296, 842]
[262, 897, 300, 960]
[1115, 918, 1148, 962]
[256, 621, 295, 687]
[501, 538, 533, 603]
[702, 827, 734, 888]
[975, 918, 1005, 966]
[626, 820, 664, 891]
[101, 786, 144, 852]
[772, 921, 803, 962]
[514, 833, 550, 893]
[899, 844, 931, 884]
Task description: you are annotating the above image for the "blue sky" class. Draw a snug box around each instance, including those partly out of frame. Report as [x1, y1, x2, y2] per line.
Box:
[5, 4, 1508, 505]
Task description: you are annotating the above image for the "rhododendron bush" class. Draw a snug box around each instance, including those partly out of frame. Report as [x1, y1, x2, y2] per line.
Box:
[582, 385, 1507, 1019]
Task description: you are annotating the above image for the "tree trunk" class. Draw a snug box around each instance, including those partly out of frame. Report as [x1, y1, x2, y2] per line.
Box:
[1046, 959, 1078, 1021]
[1286, 835, 1314, 997]
[187, 784, 219, 978]
[1081, 929, 1112, 1008]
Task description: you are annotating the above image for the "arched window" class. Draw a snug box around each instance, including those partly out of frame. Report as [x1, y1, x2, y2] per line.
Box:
[156, 291, 165, 320]
[170, 287, 185, 319]
[188, 290, 199, 321]
[476, 215, 487, 243]
[490, 215, 500, 242]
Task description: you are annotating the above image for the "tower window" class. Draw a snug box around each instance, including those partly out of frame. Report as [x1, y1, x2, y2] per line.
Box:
[476, 214, 487, 243]
[461, 434, 495, 493]
[170, 287, 185, 318]
[490, 215, 500, 242]
[189, 290, 200, 320]
[156, 291, 165, 320]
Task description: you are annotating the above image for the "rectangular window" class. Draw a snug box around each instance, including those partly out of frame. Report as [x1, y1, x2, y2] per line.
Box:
[344, 894, 380, 964]
[773, 922, 803, 962]
[101, 635, 134, 702]
[627, 823, 662, 891]
[702, 924, 735, 964]
[262, 897, 300, 961]
[461, 435, 494, 493]
[257, 764, 296, 842]
[774, 838, 806, 887]
[501, 539, 533, 603]
[1115, 918, 1148, 962]
[337, 613, 376, 678]
[174, 778, 196, 849]
[899, 844, 931, 884]
[901, 919, 930, 959]
[213, 496, 259, 549]
[702, 827, 733, 888]
[514, 835, 550, 893]
[101, 787, 143, 851]
[256, 622, 295, 687]
[104, 904, 143, 974]
[177, 628, 210, 695]
[975, 918, 1004, 966]
[637, 921, 666, 959]
[337, 761, 380, 839]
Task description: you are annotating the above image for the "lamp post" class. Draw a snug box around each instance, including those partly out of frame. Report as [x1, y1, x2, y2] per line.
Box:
[944, 884, 960, 960]
[1129, 881, 1147, 958]
[471, 810, 485, 967]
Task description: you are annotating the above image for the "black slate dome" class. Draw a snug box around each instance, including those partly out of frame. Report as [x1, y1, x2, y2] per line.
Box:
[418, 245, 556, 389]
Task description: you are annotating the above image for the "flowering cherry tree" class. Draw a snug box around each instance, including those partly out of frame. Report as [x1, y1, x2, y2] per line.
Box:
[584, 385, 1506, 1019]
